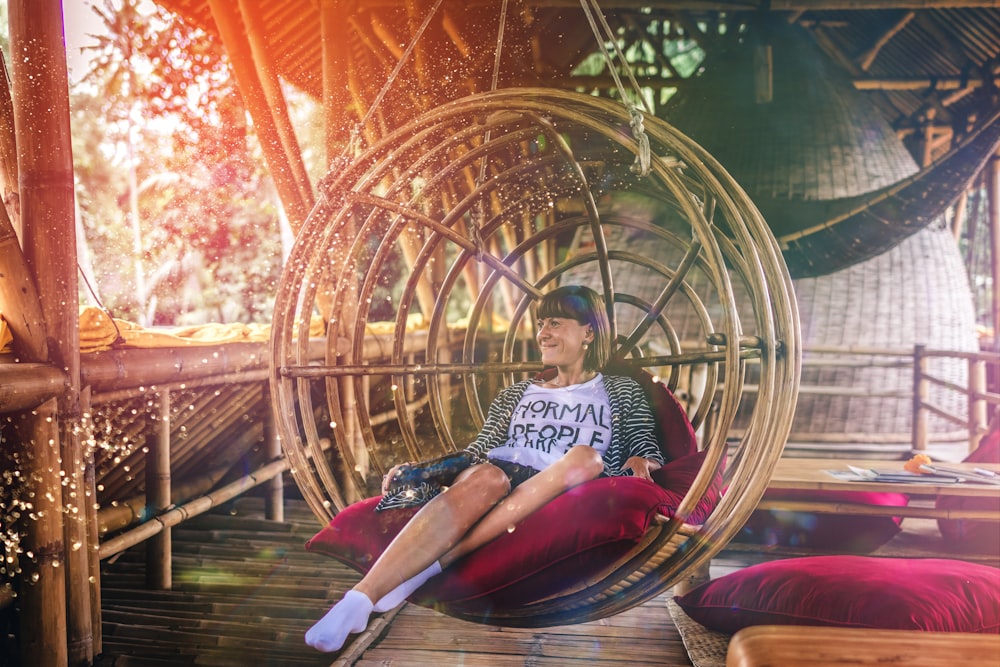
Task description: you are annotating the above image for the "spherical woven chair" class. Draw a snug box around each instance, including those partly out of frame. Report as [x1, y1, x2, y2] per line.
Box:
[270, 88, 800, 626]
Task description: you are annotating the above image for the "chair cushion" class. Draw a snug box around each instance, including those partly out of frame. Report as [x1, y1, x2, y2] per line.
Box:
[674, 555, 1000, 635]
[305, 449, 720, 608]
[736, 488, 909, 551]
[305, 371, 708, 609]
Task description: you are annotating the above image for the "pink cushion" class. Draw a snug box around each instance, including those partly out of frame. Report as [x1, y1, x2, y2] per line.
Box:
[305, 450, 719, 609]
[304, 371, 707, 609]
[674, 556, 1000, 635]
[737, 488, 909, 551]
[937, 430, 1000, 551]
[307, 476, 664, 607]
[604, 361, 698, 462]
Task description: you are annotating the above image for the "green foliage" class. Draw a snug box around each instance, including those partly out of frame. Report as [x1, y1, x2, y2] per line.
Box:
[72, 0, 284, 325]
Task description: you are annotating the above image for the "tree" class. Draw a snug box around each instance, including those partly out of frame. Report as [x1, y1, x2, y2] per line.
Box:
[72, 0, 286, 326]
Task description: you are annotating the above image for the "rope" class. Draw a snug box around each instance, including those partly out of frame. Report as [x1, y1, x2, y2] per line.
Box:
[357, 0, 446, 133]
[472, 0, 510, 260]
[320, 0, 447, 199]
[578, 0, 652, 176]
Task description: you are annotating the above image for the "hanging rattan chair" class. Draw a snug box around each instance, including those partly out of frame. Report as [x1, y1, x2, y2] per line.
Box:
[269, 88, 800, 626]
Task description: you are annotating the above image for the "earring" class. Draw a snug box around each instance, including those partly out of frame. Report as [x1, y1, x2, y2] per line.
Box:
[582, 342, 589, 350]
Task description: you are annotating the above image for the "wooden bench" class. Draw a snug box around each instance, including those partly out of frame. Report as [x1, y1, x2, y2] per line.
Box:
[727, 625, 1000, 666]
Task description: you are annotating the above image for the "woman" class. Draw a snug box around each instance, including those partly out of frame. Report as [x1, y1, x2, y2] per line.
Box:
[306, 285, 663, 652]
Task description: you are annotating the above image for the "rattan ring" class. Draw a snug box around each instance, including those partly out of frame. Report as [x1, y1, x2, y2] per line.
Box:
[269, 88, 801, 626]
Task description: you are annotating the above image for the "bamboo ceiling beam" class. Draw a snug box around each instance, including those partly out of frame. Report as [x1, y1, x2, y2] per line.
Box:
[525, 73, 1000, 92]
[206, 0, 312, 232]
[502, 0, 1000, 8]
[238, 0, 315, 213]
[857, 10, 914, 71]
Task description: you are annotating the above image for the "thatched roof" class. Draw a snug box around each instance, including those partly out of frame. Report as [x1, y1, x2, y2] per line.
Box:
[150, 0, 1000, 275]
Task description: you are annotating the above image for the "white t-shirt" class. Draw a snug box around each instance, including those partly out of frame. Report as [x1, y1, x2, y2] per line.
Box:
[487, 373, 613, 471]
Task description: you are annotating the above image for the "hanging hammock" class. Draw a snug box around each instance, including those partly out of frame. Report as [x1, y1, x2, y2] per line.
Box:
[268, 87, 801, 626]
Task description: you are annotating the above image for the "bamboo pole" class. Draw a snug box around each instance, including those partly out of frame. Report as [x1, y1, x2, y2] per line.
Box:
[320, 0, 353, 144]
[205, 0, 311, 232]
[263, 386, 284, 522]
[951, 188, 969, 241]
[968, 358, 988, 452]
[236, 0, 314, 210]
[146, 392, 172, 590]
[11, 400, 67, 667]
[0, 363, 65, 413]
[97, 465, 229, 537]
[989, 150, 1000, 349]
[81, 386, 102, 656]
[9, 0, 86, 662]
[0, 49, 46, 364]
[80, 343, 269, 393]
[0, 51, 18, 231]
[98, 458, 290, 560]
[912, 344, 929, 451]
[322, 0, 369, 494]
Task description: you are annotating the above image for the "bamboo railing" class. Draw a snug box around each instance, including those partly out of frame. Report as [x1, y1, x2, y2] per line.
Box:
[912, 345, 1000, 452]
[718, 343, 997, 454]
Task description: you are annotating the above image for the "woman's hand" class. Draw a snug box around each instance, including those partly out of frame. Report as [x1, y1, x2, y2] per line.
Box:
[621, 456, 661, 481]
[381, 462, 414, 494]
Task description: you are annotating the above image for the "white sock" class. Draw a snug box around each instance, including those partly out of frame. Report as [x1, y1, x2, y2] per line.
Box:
[372, 560, 443, 612]
[304, 589, 374, 653]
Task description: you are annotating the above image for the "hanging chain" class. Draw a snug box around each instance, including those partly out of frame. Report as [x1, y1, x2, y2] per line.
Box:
[579, 0, 652, 176]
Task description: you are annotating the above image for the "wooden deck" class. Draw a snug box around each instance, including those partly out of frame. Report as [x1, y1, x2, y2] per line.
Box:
[92, 492, 995, 666]
[95, 497, 704, 666]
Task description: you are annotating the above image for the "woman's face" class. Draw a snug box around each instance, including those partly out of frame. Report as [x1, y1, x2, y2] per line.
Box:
[536, 316, 592, 368]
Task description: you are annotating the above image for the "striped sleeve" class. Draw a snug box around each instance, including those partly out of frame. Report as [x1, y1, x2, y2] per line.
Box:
[602, 375, 663, 476]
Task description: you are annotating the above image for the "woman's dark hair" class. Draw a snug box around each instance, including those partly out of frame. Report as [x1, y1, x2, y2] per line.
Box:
[537, 285, 611, 371]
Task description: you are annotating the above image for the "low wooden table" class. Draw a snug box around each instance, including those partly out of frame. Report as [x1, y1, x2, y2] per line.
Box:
[757, 458, 1000, 521]
[726, 625, 1000, 666]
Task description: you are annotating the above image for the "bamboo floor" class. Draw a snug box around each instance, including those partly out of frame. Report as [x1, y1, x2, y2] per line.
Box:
[94, 496, 709, 667]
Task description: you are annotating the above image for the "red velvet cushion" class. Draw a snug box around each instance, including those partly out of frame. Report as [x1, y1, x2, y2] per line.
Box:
[305, 450, 717, 608]
[307, 476, 668, 605]
[604, 362, 698, 462]
[651, 449, 722, 525]
[674, 556, 1000, 635]
[937, 430, 1000, 552]
[736, 488, 909, 552]
[304, 371, 706, 609]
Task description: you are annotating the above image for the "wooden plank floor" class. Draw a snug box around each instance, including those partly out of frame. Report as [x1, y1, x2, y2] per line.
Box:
[95, 497, 702, 666]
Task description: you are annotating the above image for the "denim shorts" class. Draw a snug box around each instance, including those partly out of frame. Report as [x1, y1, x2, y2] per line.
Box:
[488, 458, 542, 489]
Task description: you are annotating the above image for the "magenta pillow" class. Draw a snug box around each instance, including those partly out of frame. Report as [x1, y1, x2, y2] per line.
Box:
[937, 430, 1000, 551]
[307, 476, 674, 607]
[674, 556, 1000, 635]
[304, 370, 706, 610]
[604, 361, 698, 462]
[736, 488, 909, 551]
[651, 449, 723, 525]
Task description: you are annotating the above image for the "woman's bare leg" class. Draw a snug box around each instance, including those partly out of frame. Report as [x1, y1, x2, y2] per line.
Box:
[305, 463, 509, 652]
[439, 445, 604, 568]
[372, 445, 604, 611]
